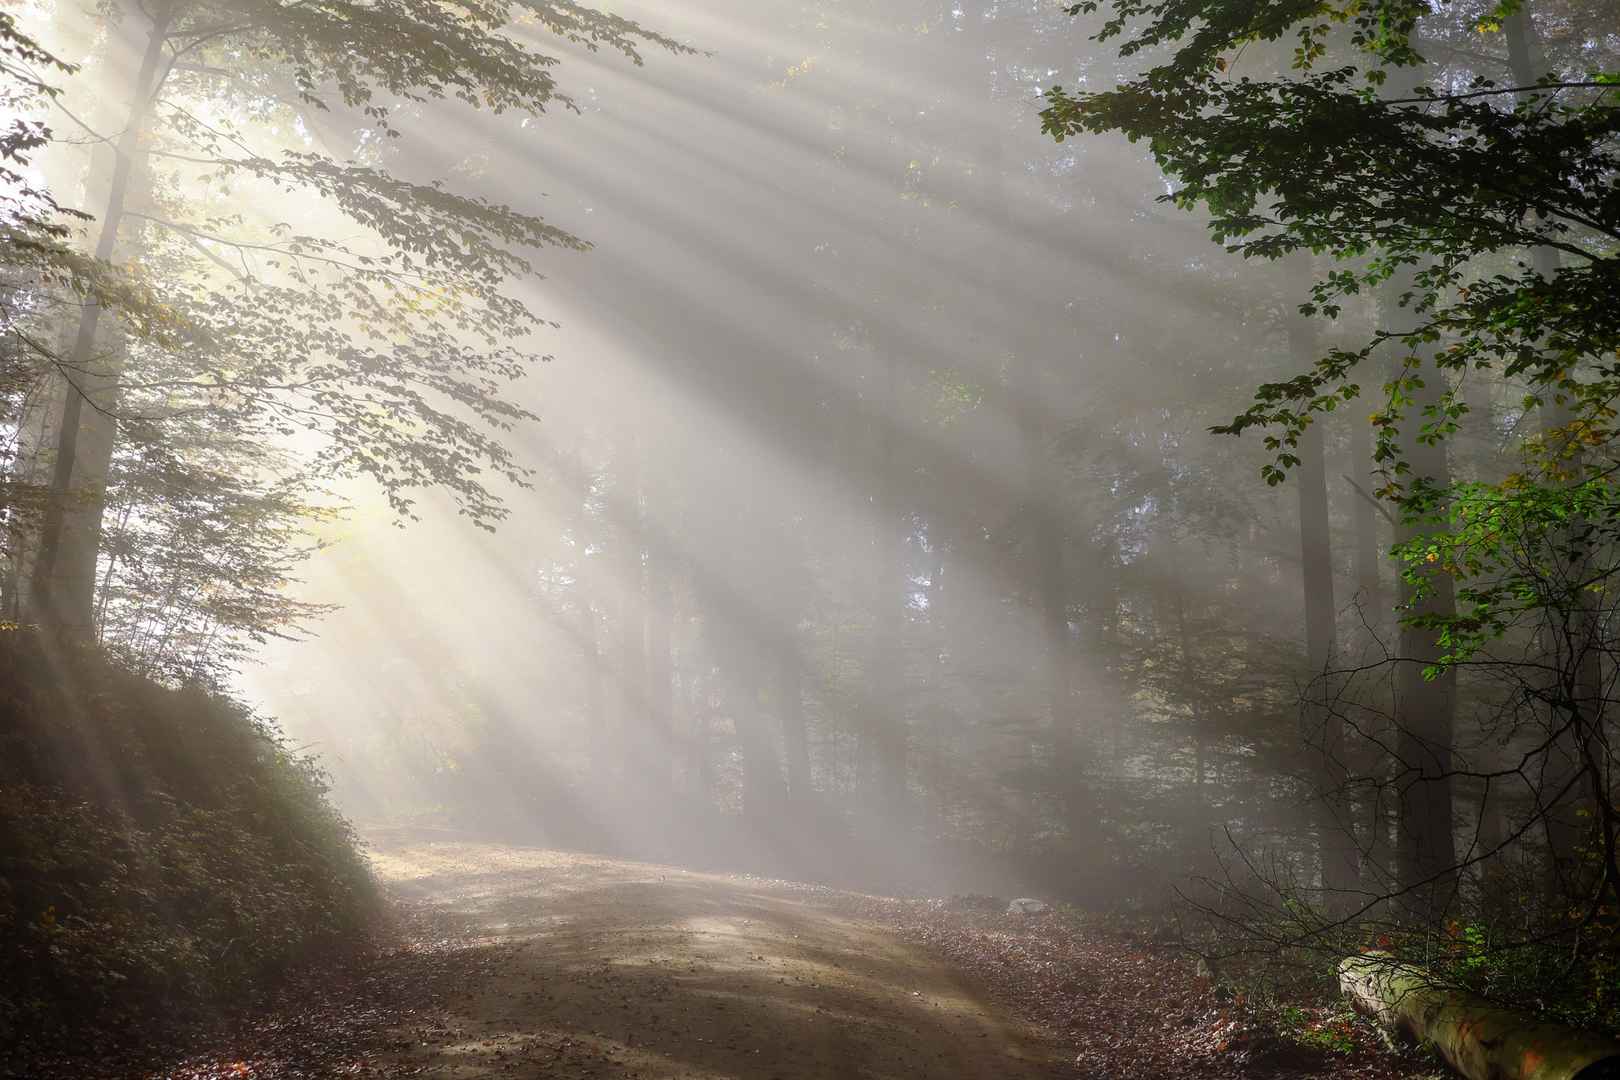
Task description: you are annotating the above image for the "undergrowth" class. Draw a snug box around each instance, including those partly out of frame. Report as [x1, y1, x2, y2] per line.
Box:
[0, 628, 376, 1056]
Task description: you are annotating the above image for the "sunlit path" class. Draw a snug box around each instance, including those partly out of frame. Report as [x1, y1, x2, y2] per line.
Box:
[367, 834, 1069, 1080]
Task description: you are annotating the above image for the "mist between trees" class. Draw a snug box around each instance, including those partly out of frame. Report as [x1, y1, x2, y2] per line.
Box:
[3, 0, 1620, 1054]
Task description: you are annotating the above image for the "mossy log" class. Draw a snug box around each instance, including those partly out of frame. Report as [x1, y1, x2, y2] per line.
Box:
[1339, 955, 1620, 1080]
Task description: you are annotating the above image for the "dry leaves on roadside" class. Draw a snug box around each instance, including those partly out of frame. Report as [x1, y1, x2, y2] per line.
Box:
[805, 891, 1430, 1080]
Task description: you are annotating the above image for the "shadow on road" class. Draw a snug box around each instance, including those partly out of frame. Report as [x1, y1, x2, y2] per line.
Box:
[369, 837, 1069, 1079]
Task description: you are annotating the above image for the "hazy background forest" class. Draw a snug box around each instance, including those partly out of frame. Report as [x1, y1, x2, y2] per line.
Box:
[4, 0, 1620, 1074]
[246, 0, 1324, 899]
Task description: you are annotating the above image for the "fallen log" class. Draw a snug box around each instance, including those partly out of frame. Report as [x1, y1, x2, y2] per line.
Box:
[1339, 954, 1620, 1080]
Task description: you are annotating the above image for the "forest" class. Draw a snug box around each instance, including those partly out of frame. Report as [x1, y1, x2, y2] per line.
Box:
[1, 0, 1618, 1077]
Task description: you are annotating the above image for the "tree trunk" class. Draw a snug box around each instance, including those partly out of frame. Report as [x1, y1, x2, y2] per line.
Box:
[1174, 587, 1205, 818]
[1289, 305, 1359, 903]
[1343, 365, 1397, 896]
[644, 538, 675, 801]
[735, 667, 785, 829]
[1014, 339, 1080, 845]
[2, 380, 64, 620]
[863, 334, 908, 823]
[615, 432, 646, 786]
[780, 645, 809, 805]
[30, 0, 173, 637]
[1340, 955, 1620, 1080]
[690, 669, 713, 801]
[570, 454, 609, 784]
[582, 595, 607, 781]
[1383, 280, 1459, 922]
[1346, 410, 1383, 617]
[1505, 0, 1601, 900]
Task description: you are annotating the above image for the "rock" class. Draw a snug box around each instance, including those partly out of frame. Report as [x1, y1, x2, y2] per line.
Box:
[1005, 897, 1048, 915]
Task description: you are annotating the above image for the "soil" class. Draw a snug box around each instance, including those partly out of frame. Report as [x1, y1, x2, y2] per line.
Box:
[363, 835, 1071, 1079]
[16, 834, 1437, 1079]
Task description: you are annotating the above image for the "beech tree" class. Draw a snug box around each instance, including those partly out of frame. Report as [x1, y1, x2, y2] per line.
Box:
[1041, 0, 1620, 989]
[13, 0, 687, 650]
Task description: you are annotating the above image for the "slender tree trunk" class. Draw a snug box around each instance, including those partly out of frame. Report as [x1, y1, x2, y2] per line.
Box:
[780, 644, 809, 805]
[30, 0, 172, 636]
[690, 669, 712, 801]
[1174, 587, 1204, 806]
[1014, 341, 1079, 846]
[924, 542, 950, 831]
[1088, 550, 1126, 770]
[1345, 54, 1459, 923]
[615, 432, 645, 785]
[1384, 284, 1459, 923]
[1290, 305, 1358, 903]
[582, 598, 607, 780]
[1506, 0, 1600, 897]
[1301, 416, 1359, 899]
[1344, 366, 1397, 896]
[570, 454, 609, 784]
[2, 380, 61, 620]
[863, 334, 908, 823]
[1346, 411, 1383, 619]
[735, 665, 785, 829]
[644, 538, 674, 801]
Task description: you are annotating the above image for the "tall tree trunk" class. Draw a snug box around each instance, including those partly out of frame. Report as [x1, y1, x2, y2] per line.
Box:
[780, 644, 809, 805]
[1082, 546, 1125, 770]
[16, 0, 142, 561]
[2, 380, 63, 620]
[863, 334, 908, 823]
[1344, 363, 1398, 896]
[1384, 282, 1459, 923]
[1174, 586, 1204, 808]
[735, 665, 785, 830]
[30, 0, 172, 637]
[1015, 374, 1067, 720]
[1505, 0, 1600, 900]
[689, 668, 712, 801]
[614, 432, 645, 785]
[1346, 408, 1383, 618]
[1348, 53, 1459, 923]
[571, 454, 609, 784]
[1290, 306, 1359, 903]
[644, 537, 674, 801]
[1014, 340, 1079, 847]
[582, 595, 607, 782]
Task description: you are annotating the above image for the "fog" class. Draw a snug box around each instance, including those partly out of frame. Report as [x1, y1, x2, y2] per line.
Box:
[202, 0, 1316, 902]
[14, 0, 1610, 931]
[10, 0, 1620, 1070]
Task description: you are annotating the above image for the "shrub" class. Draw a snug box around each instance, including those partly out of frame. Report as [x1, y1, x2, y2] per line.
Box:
[0, 629, 376, 1051]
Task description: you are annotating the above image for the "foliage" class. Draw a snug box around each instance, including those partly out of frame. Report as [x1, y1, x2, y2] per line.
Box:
[0, 14, 79, 264]
[0, 13, 174, 465]
[95, 420, 339, 688]
[76, 0, 677, 530]
[0, 0, 692, 666]
[0, 629, 376, 1052]
[1392, 465, 1617, 672]
[1041, 0, 1619, 501]
[1040, 0, 1620, 1039]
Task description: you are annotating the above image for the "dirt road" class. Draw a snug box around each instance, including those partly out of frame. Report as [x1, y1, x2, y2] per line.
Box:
[368, 837, 1070, 1079]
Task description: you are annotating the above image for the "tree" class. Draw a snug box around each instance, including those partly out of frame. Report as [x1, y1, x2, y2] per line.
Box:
[17, 0, 688, 649]
[0, 13, 200, 624]
[1040, 0, 1620, 990]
